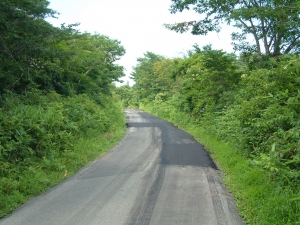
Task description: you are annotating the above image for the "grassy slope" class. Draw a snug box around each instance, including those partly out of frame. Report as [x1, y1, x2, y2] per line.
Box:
[1, 125, 126, 218]
[0, 95, 127, 218]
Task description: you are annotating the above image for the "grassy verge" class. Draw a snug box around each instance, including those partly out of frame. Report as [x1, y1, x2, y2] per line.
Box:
[0, 91, 127, 218]
[0, 124, 126, 218]
[141, 105, 299, 225]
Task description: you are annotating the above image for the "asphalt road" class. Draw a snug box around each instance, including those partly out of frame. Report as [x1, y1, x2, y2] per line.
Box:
[0, 109, 244, 225]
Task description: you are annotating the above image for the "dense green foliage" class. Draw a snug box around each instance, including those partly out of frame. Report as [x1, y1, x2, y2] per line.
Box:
[113, 84, 139, 108]
[0, 0, 126, 217]
[0, 0, 125, 96]
[121, 46, 300, 224]
[0, 90, 125, 217]
[0, 91, 123, 164]
[165, 0, 300, 56]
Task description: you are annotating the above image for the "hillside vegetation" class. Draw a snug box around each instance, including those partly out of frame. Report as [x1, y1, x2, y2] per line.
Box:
[0, 1, 126, 217]
[117, 1, 300, 223]
[116, 47, 300, 224]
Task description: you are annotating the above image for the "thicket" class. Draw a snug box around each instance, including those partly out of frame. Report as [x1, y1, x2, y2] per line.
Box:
[120, 46, 300, 224]
[0, 91, 125, 217]
[0, 0, 126, 217]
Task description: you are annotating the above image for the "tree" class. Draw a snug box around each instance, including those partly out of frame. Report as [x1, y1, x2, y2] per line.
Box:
[173, 46, 240, 115]
[131, 52, 164, 101]
[0, 0, 59, 94]
[55, 33, 125, 96]
[0, 0, 126, 99]
[165, 0, 300, 57]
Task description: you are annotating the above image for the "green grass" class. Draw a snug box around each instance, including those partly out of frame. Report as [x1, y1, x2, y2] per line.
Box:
[0, 91, 127, 218]
[190, 128, 298, 225]
[141, 104, 300, 225]
[0, 119, 126, 218]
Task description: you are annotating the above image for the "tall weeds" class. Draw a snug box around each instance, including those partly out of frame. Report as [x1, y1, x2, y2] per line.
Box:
[136, 54, 300, 224]
[0, 90, 126, 217]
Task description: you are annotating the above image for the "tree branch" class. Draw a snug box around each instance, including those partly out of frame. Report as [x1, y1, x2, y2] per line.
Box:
[284, 37, 300, 54]
[0, 35, 25, 88]
[240, 18, 262, 55]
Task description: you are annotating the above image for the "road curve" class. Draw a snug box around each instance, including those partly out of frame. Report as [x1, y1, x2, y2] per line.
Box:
[0, 109, 244, 225]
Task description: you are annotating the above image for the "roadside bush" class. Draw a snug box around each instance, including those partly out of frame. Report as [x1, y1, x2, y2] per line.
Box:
[210, 56, 300, 184]
[0, 90, 126, 217]
[135, 52, 300, 224]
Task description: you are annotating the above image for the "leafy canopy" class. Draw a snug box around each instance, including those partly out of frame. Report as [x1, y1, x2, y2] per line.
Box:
[165, 0, 300, 56]
[131, 52, 165, 101]
[0, 0, 125, 98]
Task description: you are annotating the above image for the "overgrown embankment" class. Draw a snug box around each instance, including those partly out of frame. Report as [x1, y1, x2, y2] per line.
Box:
[0, 1, 127, 217]
[118, 48, 300, 224]
[0, 91, 126, 218]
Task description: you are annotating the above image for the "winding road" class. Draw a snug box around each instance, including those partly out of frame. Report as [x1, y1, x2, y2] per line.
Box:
[0, 109, 243, 225]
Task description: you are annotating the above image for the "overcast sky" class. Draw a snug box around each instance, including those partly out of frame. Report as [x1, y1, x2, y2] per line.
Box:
[46, 0, 235, 85]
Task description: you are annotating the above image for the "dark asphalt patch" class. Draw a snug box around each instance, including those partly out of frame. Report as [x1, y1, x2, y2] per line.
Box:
[162, 143, 216, 167]
[138, 112, 218, 169]
[126, 122, 156, 128]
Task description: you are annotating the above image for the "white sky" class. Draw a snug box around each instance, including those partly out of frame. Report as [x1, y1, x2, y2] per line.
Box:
[46, 0, 235, 85]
